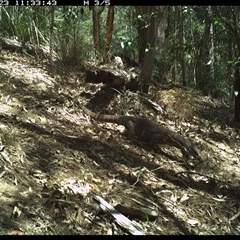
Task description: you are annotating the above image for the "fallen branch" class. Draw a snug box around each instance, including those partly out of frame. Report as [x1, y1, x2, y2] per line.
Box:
[92, 195, 148, 235]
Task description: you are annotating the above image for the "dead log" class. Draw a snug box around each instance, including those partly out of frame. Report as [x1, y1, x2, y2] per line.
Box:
[85, 68, 139, 91]
[92, 195, 148, 235]
[0, 37, 22, 52]
[0, 37, 57, 59]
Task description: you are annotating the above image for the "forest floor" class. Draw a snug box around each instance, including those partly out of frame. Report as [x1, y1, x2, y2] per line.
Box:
[0, 49, 240, 235]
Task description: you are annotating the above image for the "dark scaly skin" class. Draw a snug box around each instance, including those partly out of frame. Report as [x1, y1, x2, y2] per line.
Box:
[80, 103, 203, 162]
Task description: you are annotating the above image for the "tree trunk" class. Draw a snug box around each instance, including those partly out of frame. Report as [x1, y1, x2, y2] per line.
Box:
[178, 7, 186, 86]
[103, 6, 114, 63]
[135, 6, 167, 94]
[140, 42, 156, 94]
[234, 60, 240, 121]
[207, 6, 216, 90]
[92, 6, 104, 58]
[49, 6, 55, 69]
[172, 7, 177, 83]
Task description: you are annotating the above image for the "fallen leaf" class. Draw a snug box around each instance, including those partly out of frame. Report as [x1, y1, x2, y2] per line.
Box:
[7, 230, 25, 235]
[188, 219, 199, 226]
[180, 194, 190, 203]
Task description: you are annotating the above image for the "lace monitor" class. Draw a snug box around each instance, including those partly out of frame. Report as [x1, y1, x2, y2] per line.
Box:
[79, 101, 203, 162]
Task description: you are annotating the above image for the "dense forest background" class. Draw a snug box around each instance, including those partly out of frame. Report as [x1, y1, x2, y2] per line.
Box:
[0, 7, 237, 92]
[1, 6, 240, 117]
[0, 5, 240, 235]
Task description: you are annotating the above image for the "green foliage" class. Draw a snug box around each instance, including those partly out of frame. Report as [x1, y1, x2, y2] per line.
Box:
[162, 5, 240, 99]
[0, 6, 51, 45]
[0, 6, 94, 63]
[1, 5, 240, 100]
[0, 7, 34, 43]
[54, 6, 93, 63]
[111, 6, 138, 61]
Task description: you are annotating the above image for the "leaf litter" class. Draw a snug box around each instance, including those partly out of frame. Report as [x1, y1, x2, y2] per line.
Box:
[0, 50, 239, 235]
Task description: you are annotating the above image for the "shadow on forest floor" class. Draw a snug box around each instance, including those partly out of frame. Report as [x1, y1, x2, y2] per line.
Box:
[0, 50, 239, 235]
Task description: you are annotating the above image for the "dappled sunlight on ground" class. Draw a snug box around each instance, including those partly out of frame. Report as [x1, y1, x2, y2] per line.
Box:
[0, 50, 240, 235]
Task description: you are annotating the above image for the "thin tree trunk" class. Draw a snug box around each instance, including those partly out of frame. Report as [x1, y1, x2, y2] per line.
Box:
[208, 6, 215, 89]
[135, 6, 167, 94]
[172, 7, 176, 83]
[135, 6, 149, 65]
[49, 6, 55, 69]
[103, 6, 114, 63]
[92, 6, 104, 58]
[178, 7, 186, 86]
[234, 60, 240, 121]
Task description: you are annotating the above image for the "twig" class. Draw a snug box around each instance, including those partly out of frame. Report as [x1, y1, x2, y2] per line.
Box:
[92, 195, 148, 235]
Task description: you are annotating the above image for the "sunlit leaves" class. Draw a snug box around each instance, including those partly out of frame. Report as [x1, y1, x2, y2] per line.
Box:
[206, 60, 212, 65]
[182, 6, 194, 14]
